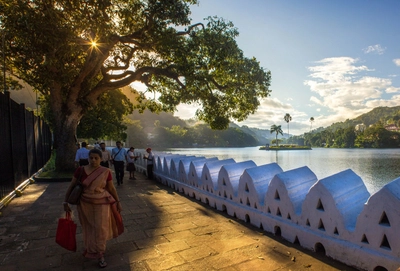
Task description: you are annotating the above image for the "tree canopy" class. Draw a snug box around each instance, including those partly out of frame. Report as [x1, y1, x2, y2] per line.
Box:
[38, 89, 134, 142]
[1, 0, 271, 171]
[76, 90, 134, 140]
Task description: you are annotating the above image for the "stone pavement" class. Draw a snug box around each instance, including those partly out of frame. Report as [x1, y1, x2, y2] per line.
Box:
[0, 172, 358, 271]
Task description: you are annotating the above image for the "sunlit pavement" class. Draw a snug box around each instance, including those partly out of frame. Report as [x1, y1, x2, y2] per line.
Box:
[0, 172, 357, 271]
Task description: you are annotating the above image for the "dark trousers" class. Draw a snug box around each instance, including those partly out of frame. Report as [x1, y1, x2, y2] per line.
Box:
[100, 161, 109, 168]
[79, 159, 89, 166]
[147, 164, 154, 179]
[113, 161, 125, 184]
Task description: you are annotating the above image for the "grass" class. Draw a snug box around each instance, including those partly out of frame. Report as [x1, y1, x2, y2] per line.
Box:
[37, 150, 73, 178]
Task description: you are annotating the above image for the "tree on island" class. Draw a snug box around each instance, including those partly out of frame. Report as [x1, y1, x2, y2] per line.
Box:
[310, 117, 315, 131]
[1, 0, 272, 171]
[284, 113, 292, 139]
[270, 124, 283, 147]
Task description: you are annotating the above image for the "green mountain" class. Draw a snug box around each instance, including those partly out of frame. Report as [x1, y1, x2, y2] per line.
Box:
[320, 106, 400, 133]
[354, 106, 400, 126]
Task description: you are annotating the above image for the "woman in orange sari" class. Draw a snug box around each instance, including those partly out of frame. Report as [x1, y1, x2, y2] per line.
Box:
[63, 148, 123, 268]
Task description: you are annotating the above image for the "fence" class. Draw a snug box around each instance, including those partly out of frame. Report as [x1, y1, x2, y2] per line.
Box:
[0, 91, 52, 199]
[132, 152, 400, 271]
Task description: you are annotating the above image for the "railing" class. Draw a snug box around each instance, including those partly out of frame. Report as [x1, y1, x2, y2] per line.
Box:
[0, 91, 52, 200]
[134, 151, 400, 271]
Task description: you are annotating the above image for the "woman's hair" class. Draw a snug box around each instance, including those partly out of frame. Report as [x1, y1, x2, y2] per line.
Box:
[89, 148, 102, 157]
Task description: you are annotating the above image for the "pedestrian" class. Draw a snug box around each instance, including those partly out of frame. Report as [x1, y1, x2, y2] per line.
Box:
[143, 147, 154, 180]
[75, 141, 89, 167]
[126, 147, 139, 180]
[100, 143, 112, 168]
[63, 148, 123, 268]
[111, 141, 127, 185]
[94, 141, 101, 149]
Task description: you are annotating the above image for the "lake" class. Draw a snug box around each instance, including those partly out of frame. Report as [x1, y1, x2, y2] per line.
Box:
[161, 147, 400, 194]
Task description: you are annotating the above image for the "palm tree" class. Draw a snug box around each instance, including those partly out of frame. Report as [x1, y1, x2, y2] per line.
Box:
[270, 124, 283, 147]
[284, 113, 292, 140]
[310, 117, 315, 131]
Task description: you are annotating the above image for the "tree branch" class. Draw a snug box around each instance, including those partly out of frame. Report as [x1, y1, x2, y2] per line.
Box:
[176, 23, 204, 36]
[86, 66, 185, 104]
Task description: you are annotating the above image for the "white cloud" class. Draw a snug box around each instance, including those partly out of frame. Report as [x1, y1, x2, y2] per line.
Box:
[363, 44, 386, 55]
[175, 103, 200, 119]
[386, 86, 400, 93]
[310, 96, 323, 106]
[304, 57, 396, 124]
[393, 59, 400, 66]
[236, 98, 307, 130]
[365, 97, 400, 108]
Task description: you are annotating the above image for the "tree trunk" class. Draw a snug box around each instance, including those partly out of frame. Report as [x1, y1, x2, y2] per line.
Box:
[53, 115, 80, 172]
[54, 122, 78, 172]
[48, 80, 86, 172]
[51, 91, 83, 172]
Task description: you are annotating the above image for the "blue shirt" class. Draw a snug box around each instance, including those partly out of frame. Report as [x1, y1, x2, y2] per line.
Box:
[112, 147, 128, 162]
[75, 148, 89, 162]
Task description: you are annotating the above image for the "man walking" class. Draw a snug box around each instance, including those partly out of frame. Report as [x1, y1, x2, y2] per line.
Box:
[100, 142, 112, 168]
[75, 141, 89, 167]
[112, 141, 127, 185]
[127, 147, 139, 180]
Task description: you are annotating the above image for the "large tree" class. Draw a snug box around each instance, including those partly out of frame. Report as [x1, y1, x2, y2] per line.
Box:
[38, 89, 134, 141]
[1, 0, 271, 171]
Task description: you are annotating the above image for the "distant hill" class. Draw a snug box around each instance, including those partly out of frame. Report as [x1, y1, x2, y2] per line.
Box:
[354, 106, 400, 126]
[319, 106, 400, 133]
[230, 124, 276, 144]
[128, 109, 187, 129]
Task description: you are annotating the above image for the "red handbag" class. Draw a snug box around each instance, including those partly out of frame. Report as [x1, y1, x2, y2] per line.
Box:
[55, 212, 77, 252]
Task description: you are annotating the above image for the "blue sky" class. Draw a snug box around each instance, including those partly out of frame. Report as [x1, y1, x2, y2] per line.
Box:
[173, 0, 400, 135]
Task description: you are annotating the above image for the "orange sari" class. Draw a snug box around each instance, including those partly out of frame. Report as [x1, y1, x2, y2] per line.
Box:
[76, 167, 123, 258]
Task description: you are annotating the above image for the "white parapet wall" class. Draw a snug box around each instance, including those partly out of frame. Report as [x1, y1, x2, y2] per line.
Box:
[136, 152, 400, 271]
[187, 157, 218, 188]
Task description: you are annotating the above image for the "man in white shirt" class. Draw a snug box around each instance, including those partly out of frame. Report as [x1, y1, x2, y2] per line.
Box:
[127, 147, 139, 180]
[100, 143, 112, 168]
[143, 147, 154, 180]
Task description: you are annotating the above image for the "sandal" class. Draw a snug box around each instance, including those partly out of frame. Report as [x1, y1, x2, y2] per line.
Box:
[98, 258, 107, 268]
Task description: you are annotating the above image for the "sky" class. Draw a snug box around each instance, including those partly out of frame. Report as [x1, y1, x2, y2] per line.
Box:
[171, 0, 400, 135]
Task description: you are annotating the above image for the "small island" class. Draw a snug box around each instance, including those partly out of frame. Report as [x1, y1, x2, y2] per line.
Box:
[259, 144, 312, 151]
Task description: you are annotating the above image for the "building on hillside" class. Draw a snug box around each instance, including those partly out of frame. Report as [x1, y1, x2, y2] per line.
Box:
[355, 123, 366, 132]
[385, 124, 399, 132]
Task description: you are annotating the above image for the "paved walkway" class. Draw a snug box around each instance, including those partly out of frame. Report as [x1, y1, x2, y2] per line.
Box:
[0, 172, 358, 271]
